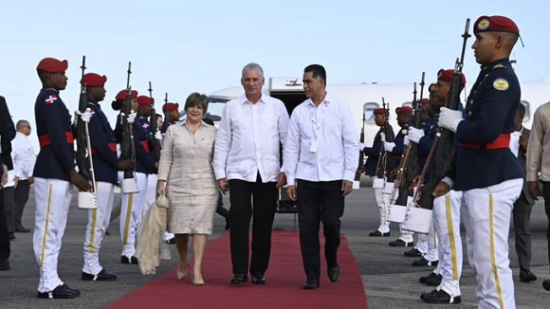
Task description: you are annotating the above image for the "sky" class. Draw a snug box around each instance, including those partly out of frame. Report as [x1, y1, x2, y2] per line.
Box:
[1, 0, 549, 152]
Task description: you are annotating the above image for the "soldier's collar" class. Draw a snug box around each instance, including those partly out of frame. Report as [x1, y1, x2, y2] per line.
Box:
[43, 87, 59, 93]
[481, 58, 510, 71]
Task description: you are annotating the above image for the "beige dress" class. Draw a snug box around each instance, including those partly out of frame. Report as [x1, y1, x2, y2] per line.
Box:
[157, 122, 218, 234]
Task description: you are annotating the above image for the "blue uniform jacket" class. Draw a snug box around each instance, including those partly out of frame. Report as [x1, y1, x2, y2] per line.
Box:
[88, 102, 119, 184]
[392, 124, 409, 166]
[363, 125, 395, 177]
[33, 88, 76, 181]
[449, 58, 523, 190]
[133, 114, 155, 174]
[0, 96, 16, 170]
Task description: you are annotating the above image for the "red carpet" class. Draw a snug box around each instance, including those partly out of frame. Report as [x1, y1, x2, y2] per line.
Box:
[105, 230, 369, 309]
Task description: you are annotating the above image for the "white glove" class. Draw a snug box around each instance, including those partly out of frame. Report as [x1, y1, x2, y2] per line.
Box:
[155, 130, 163, 141]
[77, 108, 92, 123]
[358, 142, 366, 150]
[380, 133, 386, 142]
[127, 111, 137, 124]
[408, 127, 424, 144]
[384, 142, 395, 152]
[439, 107, 463, 133]
[403, 136, 410, 146]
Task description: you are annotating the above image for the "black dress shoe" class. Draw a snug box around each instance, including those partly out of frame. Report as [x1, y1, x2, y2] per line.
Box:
[369, 230, 391, 237]
[519, 270, 537, 282]
[404, 248, 423, 257]
[105, 229, 110, 236]
[303, 280, 320, 290]
[389, 239, 413, 247]
[421, 289, 461, 304]
[120, 256, 139, 264]
[9, 233, 15, 240]
[15, 225, 31, 233]
[165, 237, 176, 244]
[328, 265, 340, 282]
[543, 279, 550, 291]
[419, 272, 438, 284]
[412, 257, 438, 267]
[252, 274, 266, 285]
[426, 274, 443, 286]
[37, 284, 81, 299]
[0, 259, 10, 271]
[231, 273, 248, 284]
[82, 269, 117, 281]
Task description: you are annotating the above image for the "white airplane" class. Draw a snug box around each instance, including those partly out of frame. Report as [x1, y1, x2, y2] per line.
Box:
[206, 78, 550, 146]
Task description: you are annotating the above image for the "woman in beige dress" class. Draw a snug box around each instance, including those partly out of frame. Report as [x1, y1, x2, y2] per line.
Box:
[157, 92, 218, 285]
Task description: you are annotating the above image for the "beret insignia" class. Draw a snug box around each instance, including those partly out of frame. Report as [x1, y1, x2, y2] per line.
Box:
[478, 19, 490, 30]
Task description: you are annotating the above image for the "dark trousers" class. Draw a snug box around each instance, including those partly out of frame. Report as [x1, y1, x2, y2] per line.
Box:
[297, 180, 344, 281]
[543, 182, 550, 271]
[14, 179, 30, 228]
[0, 188, 10, 260]
[512, 193, 534, 271]
[228, 176, 277, 275]
[3, 187, 15, 233]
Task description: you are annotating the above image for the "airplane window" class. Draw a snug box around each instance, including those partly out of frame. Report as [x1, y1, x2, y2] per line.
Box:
[363, 102, 379, 124]
[520, 100, 530, 122]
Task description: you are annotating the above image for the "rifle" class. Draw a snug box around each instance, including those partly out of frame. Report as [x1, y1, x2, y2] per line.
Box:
[354, 112, 366, 182]
[413, 19, 471, 210]
[148, 81, 161, 162]
[393, 73, 425, 206]
[382, 98, 395, 182]
[120, 62, 139, 193]
[76, 55, 97, 209]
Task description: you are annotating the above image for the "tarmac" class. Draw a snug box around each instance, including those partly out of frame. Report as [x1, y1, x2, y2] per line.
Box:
[0, 176, 549, 309]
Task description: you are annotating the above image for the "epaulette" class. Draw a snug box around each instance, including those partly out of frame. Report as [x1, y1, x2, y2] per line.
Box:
[492, 64, 507, 70]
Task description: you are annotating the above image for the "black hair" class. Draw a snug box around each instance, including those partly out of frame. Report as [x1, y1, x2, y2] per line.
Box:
[304, 64, 326, 83]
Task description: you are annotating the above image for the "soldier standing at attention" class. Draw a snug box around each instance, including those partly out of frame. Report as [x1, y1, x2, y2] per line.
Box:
[435, 16, 524, 307]
[33, 57, 91, 299]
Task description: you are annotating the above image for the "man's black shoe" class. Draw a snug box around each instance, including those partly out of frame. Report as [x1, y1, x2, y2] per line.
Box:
[421, 289, 461, 304]
[369, 230, 390, 237]
[389, 239, 413, 247]
[82, 269, 117, 281]
[519, 270, 537, 283]
[251, 274, 266, 285]
[37, 284, 80, 299]
[426, 274, 443, 286]
[120, 256, 138, 264]
[0, 259, 10, 271]
[328, 265, 340, 282]
[543, 279, 550, 291]
[9, 233, 15, 240]
[165, 237, 176, 244]
[419, 272, 438, 284]
[15, 225, 30, 233]
[303, 280, 320, 290]
[412, 257, 438, 267]
[404, 248, 423, 257]
[231, 273, 248, 284]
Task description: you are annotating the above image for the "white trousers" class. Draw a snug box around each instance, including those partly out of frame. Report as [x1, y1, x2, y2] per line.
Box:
[414, 233, 429, 254]
[399, 195, 414, 243]
[33, 178, 72, 293]
[144, 173, 157, 212]
[373, 187, 390, 233]
[83, 182, 115, 274]
[433, 190, 462, 297]
[461, 178, 522, 309]
[120, 172, 148, 257]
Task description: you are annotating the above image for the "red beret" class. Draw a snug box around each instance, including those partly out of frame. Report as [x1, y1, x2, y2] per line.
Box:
[81, 73, 107, 87]
[396, 106, 413, 114]
[474, 15, 519, 35]
[373, 108, 386, 115]
[420, 98, 430, 105]
[163, 102, 179, 112]
[37, 57, 68, 73]
[438, 69, 466, 85]
[137, 95, 154, 107]
[428, 83, 437, 93]
[115, 89, 138, 101]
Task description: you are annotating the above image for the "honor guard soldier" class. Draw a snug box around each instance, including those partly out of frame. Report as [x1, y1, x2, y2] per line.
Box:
[363, 107, 394, 237]
[33, 57, 92, 299]
[161, 102, 180, 134]
[80, 73, 135, 281]
[435, 16, 523, 307]
[119, 95, 155, 263]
